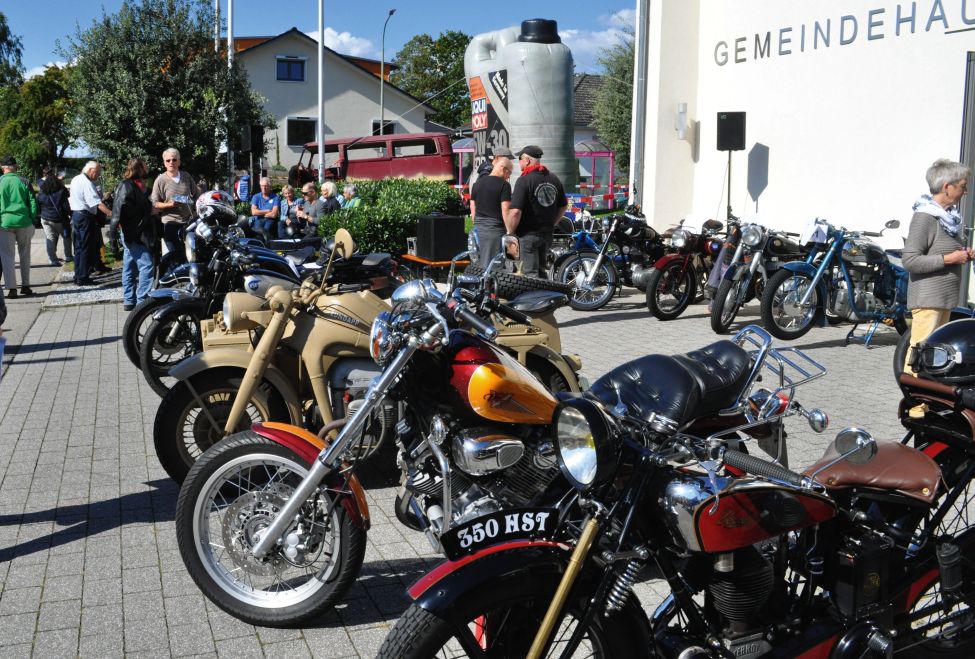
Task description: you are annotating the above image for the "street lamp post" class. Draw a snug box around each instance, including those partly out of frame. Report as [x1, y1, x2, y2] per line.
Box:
[379, 9, 396, 135]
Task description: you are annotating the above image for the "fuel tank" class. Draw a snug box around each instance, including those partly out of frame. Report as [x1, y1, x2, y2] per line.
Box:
[448, 331, 557, 425]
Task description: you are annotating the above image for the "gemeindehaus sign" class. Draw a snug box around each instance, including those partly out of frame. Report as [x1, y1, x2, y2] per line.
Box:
[713, 0, 975, 66]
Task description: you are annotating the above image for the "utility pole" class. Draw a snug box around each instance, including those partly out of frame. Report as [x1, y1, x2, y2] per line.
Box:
[317, 0, 325, 183]
[227, 0, 234, 189]
[628, 0, 650, 207]
[379, 9, 396, 136]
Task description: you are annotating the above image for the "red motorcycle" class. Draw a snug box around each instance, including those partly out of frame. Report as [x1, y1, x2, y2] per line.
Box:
[646, 219, 726, 320]
[380, 325, 975, 658]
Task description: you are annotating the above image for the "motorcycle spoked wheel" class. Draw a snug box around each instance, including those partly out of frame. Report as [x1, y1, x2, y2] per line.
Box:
[139, 311, 203, 397]
[556, 251, 618, 311]
[378, 570, 648, 659]
[710, 276, 749, 334]
[154, 372, 289, 483]
[760, 269, 821, 340]
[175, 431, 366, 627]
[645, 262, 696, 321]
[122, 297, 169, 368]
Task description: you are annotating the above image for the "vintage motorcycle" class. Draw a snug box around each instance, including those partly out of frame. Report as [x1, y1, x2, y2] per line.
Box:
[760, 218, 907, 343]
[555, 207, 668, 311]
[381, 324, 975, 658]
[709, 222, 808, 333]
[646, 219, 725, 320]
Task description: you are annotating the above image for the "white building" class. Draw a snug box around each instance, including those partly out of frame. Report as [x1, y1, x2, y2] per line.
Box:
[639, 0, 975, 238]
[236, 28, 435, 170]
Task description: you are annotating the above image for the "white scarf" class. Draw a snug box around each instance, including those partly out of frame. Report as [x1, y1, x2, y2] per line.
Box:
[913, 193, 964, 238]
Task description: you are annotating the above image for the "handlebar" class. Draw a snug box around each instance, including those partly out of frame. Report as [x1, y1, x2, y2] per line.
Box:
[496, 301, 533, 326]
[722, 449, 807, 488]
[860, 231, 882, 238]
[447, 298, 499, 340]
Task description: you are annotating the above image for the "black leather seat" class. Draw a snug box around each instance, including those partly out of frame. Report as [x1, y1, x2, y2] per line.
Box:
[588, 341, 750, 427]
[507, 290, 568, 315]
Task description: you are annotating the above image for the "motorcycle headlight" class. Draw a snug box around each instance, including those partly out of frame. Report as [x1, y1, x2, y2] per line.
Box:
[602, 217, 612, 233]
[185, 232, 197, 263]
[369, 311, 394, 364]
[195, 221, 213, 242]
[221, 292, 267, 333]
[741, 224, 764, 247]
[671, 229, 690, 249]
[552, 398, 616, 491]
[188, 263, 200, 287]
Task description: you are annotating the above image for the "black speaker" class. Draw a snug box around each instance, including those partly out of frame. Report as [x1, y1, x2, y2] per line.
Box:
[717, 112, 746, 151]
[416, 214, 467, 262]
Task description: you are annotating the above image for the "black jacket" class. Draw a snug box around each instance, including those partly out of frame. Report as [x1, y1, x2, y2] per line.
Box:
[111, 179, 154, 246]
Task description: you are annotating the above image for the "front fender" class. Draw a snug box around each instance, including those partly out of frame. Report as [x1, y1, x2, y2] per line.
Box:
[651, 253, 686, 270]
[168, 351, 303, 423]
[152, 297, 208, 322]
[527, 345, 582, 392]
[722, 262, 745, 281]
[552, 249, 593, 275]
[781, 261, 829, 310]
[250, 421, 370, 530]
[149, 286, 196, 302]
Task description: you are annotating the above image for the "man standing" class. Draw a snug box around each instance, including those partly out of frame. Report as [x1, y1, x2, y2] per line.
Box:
[150, 148, 198, 254]
[69, 161, 113, 286]
[0, 156, 38, 298]
[469, 149, 513, 267]
[508, 145, 567, 278]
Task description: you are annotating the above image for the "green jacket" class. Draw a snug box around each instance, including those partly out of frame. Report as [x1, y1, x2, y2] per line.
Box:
[0, 172, 38, 229]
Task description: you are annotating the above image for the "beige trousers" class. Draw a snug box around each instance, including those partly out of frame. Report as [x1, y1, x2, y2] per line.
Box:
[904, 308, 952, 374]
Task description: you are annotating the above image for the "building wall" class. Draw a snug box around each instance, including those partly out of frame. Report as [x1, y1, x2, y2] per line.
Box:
[239, 33, 428, 170]
[644, 0, 975, 239]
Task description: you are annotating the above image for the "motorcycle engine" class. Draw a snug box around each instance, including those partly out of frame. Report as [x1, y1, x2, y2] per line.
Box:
[709, 546, 775, 657]
[830, 273, 880, 322]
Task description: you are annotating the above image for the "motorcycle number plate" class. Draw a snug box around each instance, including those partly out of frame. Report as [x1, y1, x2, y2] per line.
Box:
[440, 507, 558, 561]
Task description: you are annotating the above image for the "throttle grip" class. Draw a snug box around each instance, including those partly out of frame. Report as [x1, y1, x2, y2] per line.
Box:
[723, 449, 806, 487]
[447, 300, 498, 340]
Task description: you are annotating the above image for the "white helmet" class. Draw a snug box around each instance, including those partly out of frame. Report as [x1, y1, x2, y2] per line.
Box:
[195, 190, 237, 226]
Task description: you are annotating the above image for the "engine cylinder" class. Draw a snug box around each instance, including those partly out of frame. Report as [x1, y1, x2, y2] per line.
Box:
[708, 547, 773, 628]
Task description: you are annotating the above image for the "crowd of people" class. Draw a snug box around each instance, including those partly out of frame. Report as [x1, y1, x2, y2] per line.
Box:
[244, 175, 357, 242]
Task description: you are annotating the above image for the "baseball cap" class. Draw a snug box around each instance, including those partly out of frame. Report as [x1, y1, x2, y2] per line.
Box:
[491, 146, 515, 159]
[1, 155, 16, 167]
[515, 145, 543, 159]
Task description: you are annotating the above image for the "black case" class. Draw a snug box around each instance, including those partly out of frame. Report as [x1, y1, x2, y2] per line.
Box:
[415, 215, 467, 261]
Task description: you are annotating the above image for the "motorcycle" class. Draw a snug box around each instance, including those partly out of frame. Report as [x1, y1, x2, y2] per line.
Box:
[709, 221, 808, 333]
[555, 207, 668, 311]
[646, 219, 725, 320]
[381, 324, 975, 658]
[760, 218, 907, 343]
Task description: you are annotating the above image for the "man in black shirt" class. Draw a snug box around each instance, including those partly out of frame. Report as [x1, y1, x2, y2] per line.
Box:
[509, 145, 567, 278]
[468, 148, 514, 267]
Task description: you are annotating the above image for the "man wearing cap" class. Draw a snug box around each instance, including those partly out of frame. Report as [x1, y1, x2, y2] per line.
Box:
[469, 147, 514, 267]
[0, 156, 38, 298]
[509, 145, 567, 278]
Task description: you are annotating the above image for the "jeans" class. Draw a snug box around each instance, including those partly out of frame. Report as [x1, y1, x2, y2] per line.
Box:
[250, 217, 276, 241]
[122, 240, 154, 306]
[162, 220, 185, 255]
[518, 230, 552, 279]
[0, 226, 35, 289]
[72, 211, 94, 281]
[41, 219, 73, 262]
[473, 221, 505, 269]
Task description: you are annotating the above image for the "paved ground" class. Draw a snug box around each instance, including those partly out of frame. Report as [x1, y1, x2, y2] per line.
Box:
[0, 239, 911, 657]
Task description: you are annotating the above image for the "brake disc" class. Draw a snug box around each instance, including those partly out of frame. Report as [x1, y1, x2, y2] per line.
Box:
[221, 489, 292, 577]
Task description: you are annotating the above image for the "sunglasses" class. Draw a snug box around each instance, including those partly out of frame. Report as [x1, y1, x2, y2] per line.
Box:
[165, 158, 179, 162]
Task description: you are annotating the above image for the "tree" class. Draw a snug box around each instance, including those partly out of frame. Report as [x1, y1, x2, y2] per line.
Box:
[0, 12, 23, 88]
[0, 66, 78, 176]
[59, 0, 272, 182]
[592, 33, 634, 175]
[391, 30, 471, 131]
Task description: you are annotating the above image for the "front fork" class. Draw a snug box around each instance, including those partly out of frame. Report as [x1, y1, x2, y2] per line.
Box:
[584, 218, 618, 286]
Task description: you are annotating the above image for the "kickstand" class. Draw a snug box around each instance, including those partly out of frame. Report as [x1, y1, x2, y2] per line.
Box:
[846, 320, 882, 348]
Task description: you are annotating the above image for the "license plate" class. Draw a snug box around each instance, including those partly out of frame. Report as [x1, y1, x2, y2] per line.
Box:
[439, 507, 558, 561]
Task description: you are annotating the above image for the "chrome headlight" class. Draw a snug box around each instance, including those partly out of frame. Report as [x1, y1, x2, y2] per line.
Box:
[195, 221, 214, 242]
[369, 311, 394, 364]
[553, 399, 616, 491]
[188, 263, 200, 287]
[184, 232, 197, 262]
[671, 229, 690, 249]
[741, 224, 764, 247]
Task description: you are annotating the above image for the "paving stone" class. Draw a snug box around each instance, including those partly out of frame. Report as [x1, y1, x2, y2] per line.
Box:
[214, 635, 265, 659]
[78, 630, 125, 659]
[167, 622, 216, 657]
[0, 587, 41, 616]
[0, 613, 37, 646]
[32, 627, 79, 657]
[36, 598, 81, 631]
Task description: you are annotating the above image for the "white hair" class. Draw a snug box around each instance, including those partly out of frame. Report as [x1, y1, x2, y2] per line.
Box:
[83, 160, 100, 174]
[343, 184, 357, 195]
[260, 177, 271, 186]
[163, 147, 180, 160]
[321, 181, 337, 197]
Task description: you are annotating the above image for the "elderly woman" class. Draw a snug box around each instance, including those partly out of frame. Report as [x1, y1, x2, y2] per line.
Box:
[277, 184, 301, 238]
[341, 184, 361, 209]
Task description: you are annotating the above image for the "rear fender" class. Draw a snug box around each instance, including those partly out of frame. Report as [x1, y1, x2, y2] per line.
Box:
[152, 297, 208, 322]
[250, 421, 370, 530]
[651, 253, 687, 270]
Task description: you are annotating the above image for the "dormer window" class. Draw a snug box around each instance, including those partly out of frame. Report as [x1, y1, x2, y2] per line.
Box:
[276, 56, 305, 82]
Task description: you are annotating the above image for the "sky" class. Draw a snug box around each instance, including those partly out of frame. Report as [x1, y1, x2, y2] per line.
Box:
[5, 1, 635, 79]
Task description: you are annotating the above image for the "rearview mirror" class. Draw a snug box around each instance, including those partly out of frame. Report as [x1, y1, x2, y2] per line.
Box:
[334, 228, 354, 260]
[503, 234, 520, 260]
[834, 427, 877, 465]
[885, 219, 901, 230]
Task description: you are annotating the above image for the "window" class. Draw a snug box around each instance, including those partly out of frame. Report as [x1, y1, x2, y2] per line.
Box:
[347, 142, 387, 160]
[392, 138, 439, 157]
[371, 120, 396, 136]
[276, 57, 305, 81]
[287, 118, 316, 146]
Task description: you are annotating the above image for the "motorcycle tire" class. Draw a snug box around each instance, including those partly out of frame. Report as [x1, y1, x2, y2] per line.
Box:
[710, 277, 748, 334]
[153, 370, 289, 483]
[122, 297, 168, 368]
[176, 431, 366, 627]
[527, 356, 575, 394]
[378, 566, 649, 659]
[760, 269, 821, 340]
[139, 310, 204, 397]
[893, 326, 912, 380]
[555, 251, 618, 311]
[463, 265, 572, 300]
[645, 262, 697, 321]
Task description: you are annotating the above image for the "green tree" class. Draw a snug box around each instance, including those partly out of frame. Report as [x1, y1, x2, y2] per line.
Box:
[59, 0, 272, 182]
[592, 33, 634, 174]
[0, 12, 23, 88]
[391, 30, 471, 130]
[0, 66, 78, 176]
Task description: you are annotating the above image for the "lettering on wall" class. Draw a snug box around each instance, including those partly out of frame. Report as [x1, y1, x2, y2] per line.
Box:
[713, 0, 975, 66]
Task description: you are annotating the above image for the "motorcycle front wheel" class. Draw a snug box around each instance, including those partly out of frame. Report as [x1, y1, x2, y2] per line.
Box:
[710, 276, 749, 334]
[556, 251, 618, 311]
[645, 262, 696, 320]
[176, 431, 366, 627]
[139, 310, 203, 396]
[154, 371, 289, 483]
[760, 269, 821, 340]
[122, 297, 168, 368]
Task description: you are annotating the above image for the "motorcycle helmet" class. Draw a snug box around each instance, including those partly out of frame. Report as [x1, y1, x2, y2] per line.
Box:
[195, 190, 237, 226]
[909, 319, 975, 383]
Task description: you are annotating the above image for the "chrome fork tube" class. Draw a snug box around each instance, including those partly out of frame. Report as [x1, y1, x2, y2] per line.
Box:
[797, 241, 837, 306]
[584, 219, 618, 285]
[251, 342, 418, 559]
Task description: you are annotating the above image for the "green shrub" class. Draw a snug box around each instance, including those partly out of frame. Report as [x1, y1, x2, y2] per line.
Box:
[318, 178, 465, 254]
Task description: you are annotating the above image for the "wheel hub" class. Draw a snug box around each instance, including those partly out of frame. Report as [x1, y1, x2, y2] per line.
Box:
[222, 489, 292, 576]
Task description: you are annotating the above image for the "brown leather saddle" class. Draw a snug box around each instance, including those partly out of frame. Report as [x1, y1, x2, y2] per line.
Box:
[802, 440, 941, 505]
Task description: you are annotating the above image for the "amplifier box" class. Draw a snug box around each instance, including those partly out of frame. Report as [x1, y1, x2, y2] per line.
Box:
[415, 214, 467, 261]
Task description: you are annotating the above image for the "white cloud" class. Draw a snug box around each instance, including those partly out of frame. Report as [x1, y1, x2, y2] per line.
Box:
[560, 23, 630, 73]
[25, 61, 67, 79]
[600, 8, 636, 27]
[304, 28, 375, 58]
